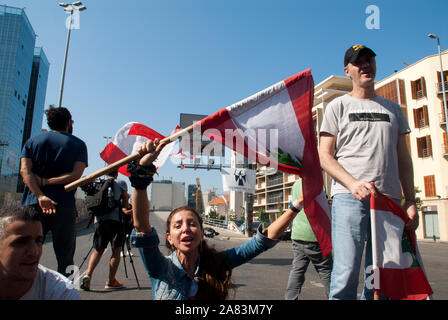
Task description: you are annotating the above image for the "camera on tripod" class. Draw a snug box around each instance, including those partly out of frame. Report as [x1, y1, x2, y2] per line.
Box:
[80, 178, 105, 196]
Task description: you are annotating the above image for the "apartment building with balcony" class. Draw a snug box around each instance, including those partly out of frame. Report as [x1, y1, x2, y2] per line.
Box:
[374, 50, 448, 241]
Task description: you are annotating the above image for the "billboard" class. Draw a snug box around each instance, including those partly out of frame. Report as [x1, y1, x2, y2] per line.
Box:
[179, 113, 225, 157]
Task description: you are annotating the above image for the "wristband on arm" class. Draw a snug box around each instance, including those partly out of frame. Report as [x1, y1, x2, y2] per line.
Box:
[127, 161, 157, 190]
[289, 199, 303, 213]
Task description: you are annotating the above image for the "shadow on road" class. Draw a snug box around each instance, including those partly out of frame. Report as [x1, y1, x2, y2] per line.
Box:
[85, 286, 152, 294]
[248, 258, 293, 266]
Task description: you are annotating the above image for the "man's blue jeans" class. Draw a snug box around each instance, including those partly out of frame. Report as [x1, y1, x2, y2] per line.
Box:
[329, 194, 374, 300]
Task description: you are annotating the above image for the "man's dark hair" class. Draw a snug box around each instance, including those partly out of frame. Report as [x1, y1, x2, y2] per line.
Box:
[107, 169, 119, 178]
[45, 106, 72, 131]
[0, 205, 41, 240]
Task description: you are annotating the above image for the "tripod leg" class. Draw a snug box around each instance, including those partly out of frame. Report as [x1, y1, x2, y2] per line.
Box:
[79, 244, 94, 270]
[126, 235, 141, 290]
[122, 246, 128, 278]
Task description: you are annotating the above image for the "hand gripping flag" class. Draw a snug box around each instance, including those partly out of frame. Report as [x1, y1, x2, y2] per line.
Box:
[195, 69, 331, 256]
[370, 190, 433, 300]
[100, 122, 178, 176]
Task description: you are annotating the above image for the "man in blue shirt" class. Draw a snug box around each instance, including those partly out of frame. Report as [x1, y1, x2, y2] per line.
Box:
[20, 106, 88, 277]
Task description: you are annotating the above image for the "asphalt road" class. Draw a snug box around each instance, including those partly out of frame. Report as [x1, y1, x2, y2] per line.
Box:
[39, 212, 448, 300]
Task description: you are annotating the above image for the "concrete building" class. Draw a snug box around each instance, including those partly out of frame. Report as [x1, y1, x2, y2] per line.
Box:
[187, 184, 198, 208]
[150, 180, 186, 211]
[0, 5, 49, 193]
[253, 166, 300, 221]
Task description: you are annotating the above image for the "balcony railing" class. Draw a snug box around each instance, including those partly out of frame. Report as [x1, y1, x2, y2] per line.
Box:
[416, 90, 424, 99]
[436, 81, 448, 93]
[418, 119, 426, 128]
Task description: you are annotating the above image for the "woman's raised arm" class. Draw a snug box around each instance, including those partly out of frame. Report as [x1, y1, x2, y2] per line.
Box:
[129, 139, 167, 233]
[265, 195, 303, 239]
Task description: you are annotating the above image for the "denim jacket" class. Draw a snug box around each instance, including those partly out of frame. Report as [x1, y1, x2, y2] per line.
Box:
[130, 225, 279, 300]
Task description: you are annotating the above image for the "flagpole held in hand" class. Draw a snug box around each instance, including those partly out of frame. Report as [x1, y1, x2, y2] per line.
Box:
[369, 183, 380, 300]
[64, 124, 194, 192]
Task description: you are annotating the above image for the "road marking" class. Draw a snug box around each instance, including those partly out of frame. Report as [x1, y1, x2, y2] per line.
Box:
[310, 281, 324, 288]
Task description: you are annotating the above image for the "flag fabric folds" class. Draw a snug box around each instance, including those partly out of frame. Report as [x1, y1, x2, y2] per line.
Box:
[100, 122, 178, 176]
[197, 69, 332, 257]
[370, 190, 433, 300]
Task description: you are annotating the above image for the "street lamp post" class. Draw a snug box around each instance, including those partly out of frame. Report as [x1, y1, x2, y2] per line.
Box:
[428, 33, 448, 142]
[103, 136, 112, 166]
[58, 2, 86, 108]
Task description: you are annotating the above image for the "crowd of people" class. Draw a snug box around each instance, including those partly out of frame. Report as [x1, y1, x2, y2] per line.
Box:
[0, 44, 422, 300]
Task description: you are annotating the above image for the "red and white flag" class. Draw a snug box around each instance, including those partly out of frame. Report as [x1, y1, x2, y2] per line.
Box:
[196, 69, 332, 256]
[370, 190, 433, 300]
[100, 122, 178, 176]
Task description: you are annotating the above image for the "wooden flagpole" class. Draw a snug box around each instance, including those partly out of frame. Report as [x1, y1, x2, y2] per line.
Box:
[370, 184, 380, 300]
[64, 124, 195, 192]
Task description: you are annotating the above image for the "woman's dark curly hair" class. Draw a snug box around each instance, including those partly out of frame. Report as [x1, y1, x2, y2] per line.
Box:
[166, 206, 236, 300]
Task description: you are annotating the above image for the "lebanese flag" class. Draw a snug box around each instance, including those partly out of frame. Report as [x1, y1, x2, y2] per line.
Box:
[370, 190, 433, 300]
[100, 122, 178, 176]
[196, 69, 332, 256]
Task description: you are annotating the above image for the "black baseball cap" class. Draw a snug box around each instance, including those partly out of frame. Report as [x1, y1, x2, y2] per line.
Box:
[344, 45, 376, 66]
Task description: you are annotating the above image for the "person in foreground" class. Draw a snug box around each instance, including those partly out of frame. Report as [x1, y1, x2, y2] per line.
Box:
[129, 139, 304, 300]
[0, 205, 81, 300]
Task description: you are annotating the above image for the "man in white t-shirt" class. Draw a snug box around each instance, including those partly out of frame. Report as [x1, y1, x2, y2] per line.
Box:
[0, 205, 81, 300]
[319, 45, 418, 300]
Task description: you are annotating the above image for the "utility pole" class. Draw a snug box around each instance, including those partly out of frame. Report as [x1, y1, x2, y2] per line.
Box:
[244, 156, 254, 237]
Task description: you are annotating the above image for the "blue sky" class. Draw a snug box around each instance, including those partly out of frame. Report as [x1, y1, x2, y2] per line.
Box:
[8, 0, 448, 197]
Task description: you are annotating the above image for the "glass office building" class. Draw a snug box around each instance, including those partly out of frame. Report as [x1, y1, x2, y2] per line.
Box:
[23, 48, 49, 146]
[0, 5, 49, 193]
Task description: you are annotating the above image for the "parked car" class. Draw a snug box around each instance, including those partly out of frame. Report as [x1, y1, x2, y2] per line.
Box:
[204, 227, 219, 238]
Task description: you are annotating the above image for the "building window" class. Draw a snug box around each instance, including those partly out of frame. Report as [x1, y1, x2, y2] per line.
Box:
[267, 172, 283, 187]
[423, 175, 436, 197]
[443, 133, 448, 155]
[413, 105, 429, 128]
[411, 77, 427, 99]
[376, 79, 406, 105]
[436, 71, 448, 92]
[441, 101, 447, 123]
[267, 190, 283, 204]
[416, 135, 432, 158]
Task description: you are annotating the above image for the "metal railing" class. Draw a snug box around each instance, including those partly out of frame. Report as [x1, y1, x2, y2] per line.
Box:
[202, 218, 246, 235]
[436, 81, 448, 93]
[203, 218, 229, 229]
